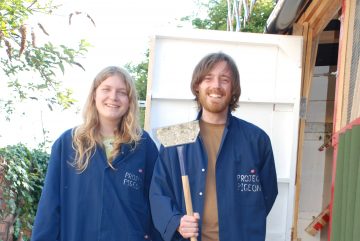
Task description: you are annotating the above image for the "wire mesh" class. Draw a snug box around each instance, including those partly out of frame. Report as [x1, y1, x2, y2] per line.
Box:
[347, 0, 360, 123]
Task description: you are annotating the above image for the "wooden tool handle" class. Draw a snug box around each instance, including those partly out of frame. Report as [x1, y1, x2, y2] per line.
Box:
[182, 175, 198, 241]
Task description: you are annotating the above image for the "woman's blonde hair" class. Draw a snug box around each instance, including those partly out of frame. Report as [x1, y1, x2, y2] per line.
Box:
[72, 66, 142, 171]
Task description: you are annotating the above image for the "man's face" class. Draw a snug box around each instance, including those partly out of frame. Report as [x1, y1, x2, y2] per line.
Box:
[196, 61, 233, 115]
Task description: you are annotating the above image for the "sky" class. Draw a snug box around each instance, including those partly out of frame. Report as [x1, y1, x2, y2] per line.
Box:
[44, 0, 201, 101]
[0, 0, 201, 149]
[52, 0, 198, 64]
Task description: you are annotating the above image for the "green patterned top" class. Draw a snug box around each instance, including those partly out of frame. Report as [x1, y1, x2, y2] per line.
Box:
[102, 136, 115, 159]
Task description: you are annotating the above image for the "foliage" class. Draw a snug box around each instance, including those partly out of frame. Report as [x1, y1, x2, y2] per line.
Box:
[125, 51, 149, 128]
[242, 0, 275, 33]
[184, 0, 275, 33]
[0, 144, 49, 241]
[0, 0, 91, 120]
[124, 50, 149, 101]
[185, 0, 228, 30]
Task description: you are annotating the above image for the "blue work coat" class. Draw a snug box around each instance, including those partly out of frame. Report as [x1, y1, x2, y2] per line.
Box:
[149, 113, 278, 241]
[31, 129, 162, 241]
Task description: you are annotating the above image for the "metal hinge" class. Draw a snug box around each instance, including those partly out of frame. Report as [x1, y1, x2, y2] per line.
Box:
[299, 97, 307, 119]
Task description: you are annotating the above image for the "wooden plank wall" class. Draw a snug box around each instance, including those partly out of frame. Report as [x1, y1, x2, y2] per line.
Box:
[351, 61, 360, 120]
[334, 0, 357, 132]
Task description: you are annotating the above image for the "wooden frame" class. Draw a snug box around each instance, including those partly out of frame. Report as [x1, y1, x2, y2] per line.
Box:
[351, 61, 360, 120]
[333, 0, 355, 132]
[144, 37, 156, 131]
[292, 0, 341, 240]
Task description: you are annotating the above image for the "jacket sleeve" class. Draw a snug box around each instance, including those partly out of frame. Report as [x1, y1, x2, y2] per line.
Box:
[31, 138, 62, 241]
[259, 133, 278, 216]
[149, 145, 183, 241]
[143, 133, 164, 241]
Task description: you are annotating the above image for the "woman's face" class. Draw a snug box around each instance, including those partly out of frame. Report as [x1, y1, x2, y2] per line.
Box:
[95, 74, 130, 127]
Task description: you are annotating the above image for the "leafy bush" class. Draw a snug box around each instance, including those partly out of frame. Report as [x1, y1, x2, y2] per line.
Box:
[0, 144, 49, 241]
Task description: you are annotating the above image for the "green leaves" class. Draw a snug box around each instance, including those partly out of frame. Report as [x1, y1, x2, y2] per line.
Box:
[125, 50, 149, 101]
[183, 0, 275, 33]
[186, 0, 228, 31]
[56, 88, 77, 109]
[0, 144, 49, 240]
[0, 0, 90, 120]
[242, 0, 275, 33]
[124, 50, 150, 128]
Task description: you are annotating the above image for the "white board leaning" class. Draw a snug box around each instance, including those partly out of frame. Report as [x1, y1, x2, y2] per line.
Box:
[145, 28, 303, 241]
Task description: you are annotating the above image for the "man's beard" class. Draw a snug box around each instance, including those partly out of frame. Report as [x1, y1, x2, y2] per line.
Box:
[198, 88, 231, 114]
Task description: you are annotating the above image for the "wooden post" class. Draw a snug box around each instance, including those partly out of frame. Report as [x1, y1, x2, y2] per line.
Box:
[334, 0, 353, 132]
[292, 29, 323, 241]
[144, 37, 156, 131]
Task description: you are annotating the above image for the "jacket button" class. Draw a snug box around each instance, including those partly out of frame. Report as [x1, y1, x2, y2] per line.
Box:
[201, 168, 205, 172]
[199, 192, 203, 196]
[144, 234, 149, 239]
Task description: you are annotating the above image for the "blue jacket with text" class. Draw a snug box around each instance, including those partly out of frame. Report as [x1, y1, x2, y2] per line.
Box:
[31, 129, 162, 241]
[149, 113, 278, 241]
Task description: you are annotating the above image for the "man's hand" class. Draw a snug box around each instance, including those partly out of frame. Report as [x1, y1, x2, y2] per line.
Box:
[177, 212, 200, 239]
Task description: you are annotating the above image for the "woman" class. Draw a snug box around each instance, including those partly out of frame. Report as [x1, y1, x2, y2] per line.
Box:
[31, 66, 162, 241]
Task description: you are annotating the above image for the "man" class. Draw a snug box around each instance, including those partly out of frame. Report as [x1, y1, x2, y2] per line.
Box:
[150, 52, 278, 241]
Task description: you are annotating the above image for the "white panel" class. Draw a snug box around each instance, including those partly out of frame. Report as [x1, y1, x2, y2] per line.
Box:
[266, 183, 289, 240]
[150, 99, 198, 131]
[146, 29, 302, 241]
[272, 105, 296, 180]
[313, 66, 330, 75]
[234, 103, 296, 180]
[275, 38, 303, 103]
[307, 101, 334, 123]
[300, 137, 326, 213]
[233, 102, 274, 134]
[151, 39, 280, 101]
[234, 45, 278, 102]
[310, 76, 330, 101]
[151, 40, 207, 99]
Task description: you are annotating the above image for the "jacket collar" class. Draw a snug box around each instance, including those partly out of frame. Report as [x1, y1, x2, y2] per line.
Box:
[196, 109, 232, 128]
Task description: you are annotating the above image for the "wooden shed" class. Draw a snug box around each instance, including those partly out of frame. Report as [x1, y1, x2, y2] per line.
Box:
[267, 0, 360, 240]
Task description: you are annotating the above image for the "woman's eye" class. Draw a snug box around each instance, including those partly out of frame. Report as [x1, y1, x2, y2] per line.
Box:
[117, 91, 128, 97]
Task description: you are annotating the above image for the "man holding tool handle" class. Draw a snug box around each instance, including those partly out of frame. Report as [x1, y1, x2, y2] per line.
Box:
[150, 52, 278, 241]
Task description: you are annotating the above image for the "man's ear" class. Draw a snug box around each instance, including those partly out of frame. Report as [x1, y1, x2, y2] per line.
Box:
[194, 84, 199, 94]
